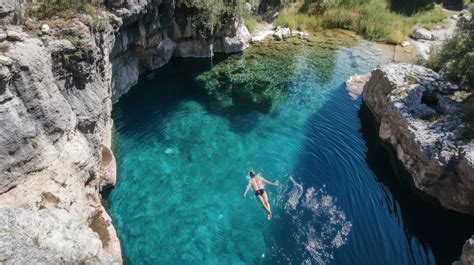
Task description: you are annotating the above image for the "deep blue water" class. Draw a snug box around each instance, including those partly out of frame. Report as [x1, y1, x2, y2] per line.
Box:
[108, 41, 471, 264]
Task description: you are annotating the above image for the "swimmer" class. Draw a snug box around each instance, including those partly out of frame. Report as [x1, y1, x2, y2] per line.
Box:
[243, 170, 278, 220]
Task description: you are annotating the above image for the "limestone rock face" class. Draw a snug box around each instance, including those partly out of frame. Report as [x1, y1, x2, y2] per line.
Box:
[362, 63, 474, 214]
[0, 208, 102, 263]
[110, 0, 251, 101]
[0, 0, 252, 263]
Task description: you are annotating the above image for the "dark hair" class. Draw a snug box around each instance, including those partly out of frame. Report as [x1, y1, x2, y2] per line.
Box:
[249, 170, 256, 178]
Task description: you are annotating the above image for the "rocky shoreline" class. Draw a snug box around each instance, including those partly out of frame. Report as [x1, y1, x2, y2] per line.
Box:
[352, 63, 473, 263]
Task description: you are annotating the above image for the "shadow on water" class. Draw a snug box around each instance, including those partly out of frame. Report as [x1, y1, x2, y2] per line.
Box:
[359, 103, 474, 264]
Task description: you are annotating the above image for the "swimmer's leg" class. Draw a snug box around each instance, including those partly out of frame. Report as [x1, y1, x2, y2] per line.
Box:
[263, 191, 272, 218]
[257, 195, 272, 220]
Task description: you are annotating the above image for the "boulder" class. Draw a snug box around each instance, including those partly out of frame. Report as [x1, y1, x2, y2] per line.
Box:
[362, 63, 474, 214]
[0, 33, 6, 42]
[6, 30, 24, 41]
[0, 55, 13, 65]
[411, 28, 433, 40]
[41, 24, 50, 35]
[273, 26, 291, 40]
[461, 236, 474, 265]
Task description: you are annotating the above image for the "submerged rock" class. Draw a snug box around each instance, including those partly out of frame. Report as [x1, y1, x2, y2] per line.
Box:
[362, 63, 474, 214]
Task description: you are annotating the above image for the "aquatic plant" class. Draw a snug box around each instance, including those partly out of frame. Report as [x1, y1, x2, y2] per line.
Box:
[195, 38, 341, 112]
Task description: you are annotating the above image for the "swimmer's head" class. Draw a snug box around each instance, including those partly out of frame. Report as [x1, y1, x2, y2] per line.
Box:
[248, 170, 256, 178]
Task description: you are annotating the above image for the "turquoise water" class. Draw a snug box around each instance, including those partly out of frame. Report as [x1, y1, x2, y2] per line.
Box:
[109, 41, 440, 264]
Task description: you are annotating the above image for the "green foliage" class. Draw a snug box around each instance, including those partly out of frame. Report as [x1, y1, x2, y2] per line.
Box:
[274, 0, 447, 44]
[38, 0, 102, 18]
[181, 0, 247, 38]
[427, 16, 474, 88]
[244, 17, 258, 33]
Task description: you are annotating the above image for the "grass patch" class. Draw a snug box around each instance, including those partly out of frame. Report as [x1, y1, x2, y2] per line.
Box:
[274, 0, 447, 44]
[245, 16, 258, 33]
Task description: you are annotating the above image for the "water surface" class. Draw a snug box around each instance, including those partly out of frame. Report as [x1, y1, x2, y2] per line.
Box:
[109, 40, 465, 264]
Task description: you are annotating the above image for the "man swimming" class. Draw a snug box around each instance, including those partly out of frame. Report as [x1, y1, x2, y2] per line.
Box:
[243, 170, 278, 220]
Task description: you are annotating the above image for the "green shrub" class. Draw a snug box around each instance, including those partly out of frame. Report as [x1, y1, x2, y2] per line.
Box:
[427, 15, 474, 88]
[37, 0, 103, 19]
[180, 0, 247, 38]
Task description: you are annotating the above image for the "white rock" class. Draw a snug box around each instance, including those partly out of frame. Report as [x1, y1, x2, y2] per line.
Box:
[273, 26, 291, 40]
[0, 55, 13, 65]
[41, 24, 50, 34]
[0, 33, 6, 42]
[6, 30, 23, 41]
[433, 25, 442, 30]
[411, 28, 433, 40]
[401, 40, 411, 47]
[245, 2, 252, 12]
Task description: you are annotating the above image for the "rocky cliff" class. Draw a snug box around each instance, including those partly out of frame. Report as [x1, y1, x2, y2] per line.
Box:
[0, 0, 251, 263]
[359, 63, 474, 263]
[362, 63, 474, 214]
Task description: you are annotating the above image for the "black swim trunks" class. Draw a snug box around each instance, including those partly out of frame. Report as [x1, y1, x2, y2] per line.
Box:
[254, 189, 265, 197]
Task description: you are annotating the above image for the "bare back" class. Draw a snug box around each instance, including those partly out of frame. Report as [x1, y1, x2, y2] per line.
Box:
[249, 176, 265, 191]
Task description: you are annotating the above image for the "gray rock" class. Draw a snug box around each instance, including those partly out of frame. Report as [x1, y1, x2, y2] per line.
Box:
[0, 208, 102, 263]
[362, 63, 474, 214]
[0, 0, 20, 15]
[6, 30, 24, 41]
[0, 55, 13, 65]
[0, 33, 6, 42]
[215, 22, 251, 53]
[411, 28, 433, 40]
[461, 236, 474, 265]
[47, 39, 76, 53]
[273, 26, 291, 40]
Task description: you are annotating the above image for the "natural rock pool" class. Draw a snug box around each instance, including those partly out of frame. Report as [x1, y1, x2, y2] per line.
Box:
[108, 39, 472, 264]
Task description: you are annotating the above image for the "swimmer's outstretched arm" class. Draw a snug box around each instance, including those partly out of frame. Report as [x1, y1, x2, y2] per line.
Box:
[243, 181, 251, 197]
[261, 177, 278, 186]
